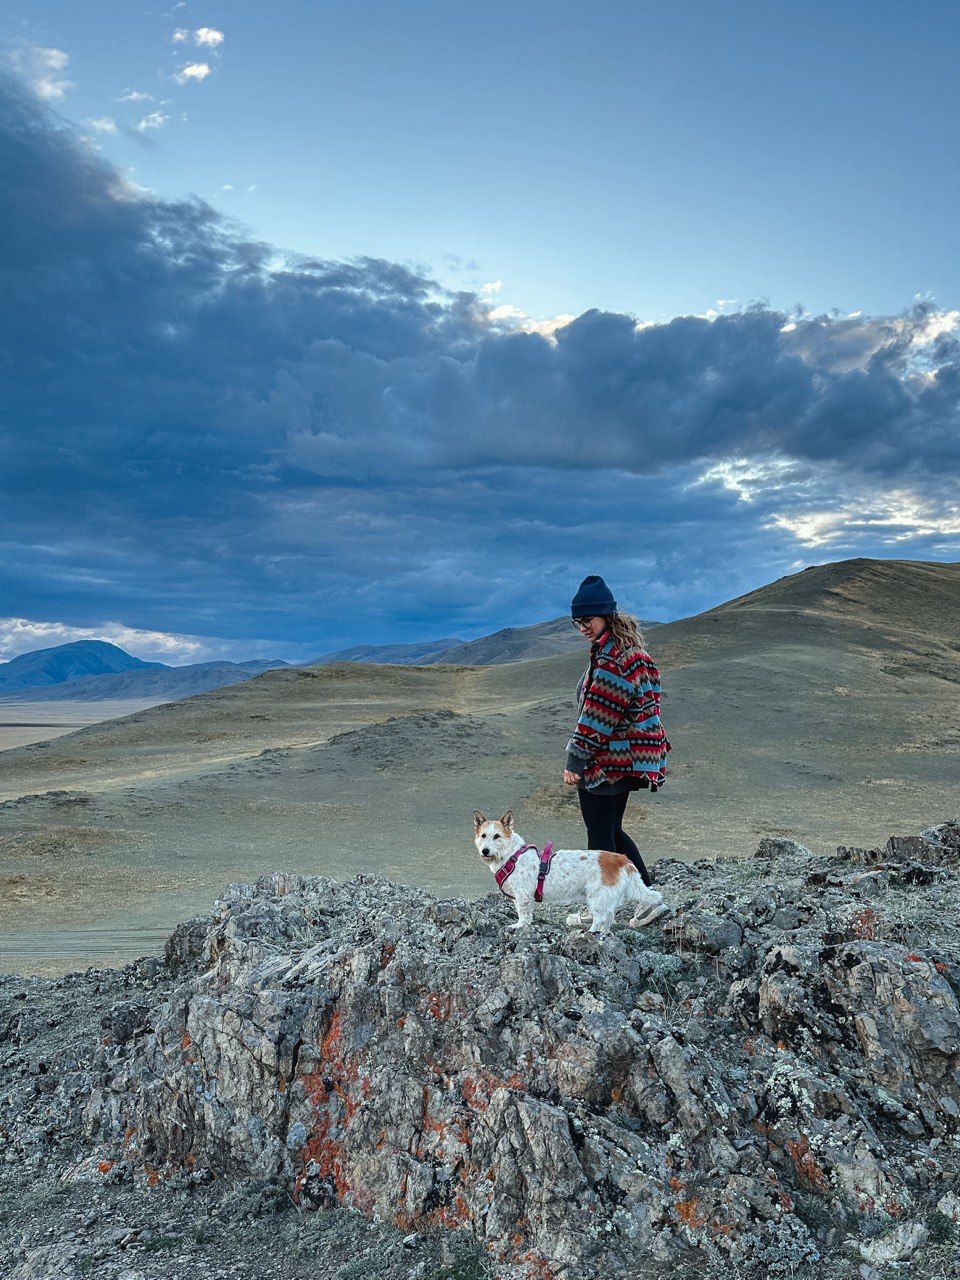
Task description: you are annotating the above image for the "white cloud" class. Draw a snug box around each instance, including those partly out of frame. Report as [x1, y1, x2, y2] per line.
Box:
[195, 27, 225, 47]
[764, 489, 960, 548]
[83, 116, 117, 134]
[482, 298, 574, 342]
[691, 457, 799, 504]
[480, 280, 503, 295]
[5, 43, 73, 101]
[137, 111, 169, 131]
[486, 303, 526, 323]
[174, 61, 212, 84]
[520, 313, 575, 340]
[118, 88, 154, 102]
[0, 617, 207, 665]
[246, 184, 258, 193]
[172, 27, 189, 42]
[219, 183, 234, 192]
[913, 308, 960, 345]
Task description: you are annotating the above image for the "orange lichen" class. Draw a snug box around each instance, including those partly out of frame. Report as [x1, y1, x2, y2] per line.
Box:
[520, 1250, 558, 1280]
[422, 991, 454, 1021]
[181, 1032, 192, 1049]
[321, 1008, 343, 1060]
[676, 1197, 706, 1229]
[784, 1134, 830, 1192]
[96, 1160, 113, 1174]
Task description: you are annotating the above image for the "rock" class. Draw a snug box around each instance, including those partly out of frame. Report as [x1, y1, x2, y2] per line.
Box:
[5, 819, 960, 1279]
[936, 1190, 960, 1223]
[857, 1221, 928, 1262]
[662, 908, 743, 953]
[756, 837, 813, 859]
[10, 1243, 80, 1279]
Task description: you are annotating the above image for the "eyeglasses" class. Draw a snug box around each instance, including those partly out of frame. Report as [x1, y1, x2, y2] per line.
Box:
[571, 618, 592, 631]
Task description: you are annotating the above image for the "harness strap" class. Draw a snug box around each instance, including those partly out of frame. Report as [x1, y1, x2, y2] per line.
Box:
[494, 841, 556, 901]
[534, 841, 555, 902]
[494, 843, 534, 897]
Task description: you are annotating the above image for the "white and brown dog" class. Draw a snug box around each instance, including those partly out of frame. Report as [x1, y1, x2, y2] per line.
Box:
[474, 809, 668, 935]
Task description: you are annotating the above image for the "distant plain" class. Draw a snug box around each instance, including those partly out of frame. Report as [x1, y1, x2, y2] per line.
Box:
[1, 558, 958, 973]
[0, 701, 160, 751]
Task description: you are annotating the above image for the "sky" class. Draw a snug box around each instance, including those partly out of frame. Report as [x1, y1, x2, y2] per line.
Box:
[1, 2, 959, 663]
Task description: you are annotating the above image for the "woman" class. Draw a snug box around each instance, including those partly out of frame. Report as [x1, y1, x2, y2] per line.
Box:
[563, 574, 670, 888]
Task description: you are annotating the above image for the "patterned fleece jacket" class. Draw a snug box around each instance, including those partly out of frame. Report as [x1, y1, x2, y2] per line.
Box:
[564, 627, 671, 791]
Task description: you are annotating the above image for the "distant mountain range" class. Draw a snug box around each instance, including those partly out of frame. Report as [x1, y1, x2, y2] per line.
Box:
[0, 613, 664, 704]
[311, 637, 465, 665]
[0, 639, 151, 692]
[0, 640, 287, 703]
[313, 616, 661, 668]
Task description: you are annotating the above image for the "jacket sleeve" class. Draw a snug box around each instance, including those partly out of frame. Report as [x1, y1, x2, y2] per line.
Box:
[564, 655, 634, 770]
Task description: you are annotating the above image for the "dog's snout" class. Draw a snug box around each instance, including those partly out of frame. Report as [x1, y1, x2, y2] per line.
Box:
[482, 846, 490, 856]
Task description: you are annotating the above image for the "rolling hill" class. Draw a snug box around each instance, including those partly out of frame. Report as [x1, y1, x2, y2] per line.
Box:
[433, 616, 659, 664]
[1, 556, 958, 973]
[312, 637, 464, 665]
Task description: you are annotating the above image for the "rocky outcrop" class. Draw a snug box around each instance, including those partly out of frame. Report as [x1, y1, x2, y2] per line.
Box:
[5, 820, 960, 1278]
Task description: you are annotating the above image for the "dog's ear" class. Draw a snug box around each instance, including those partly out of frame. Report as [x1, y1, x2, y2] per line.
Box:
[500, 810, 513, 831]
[473, 810, 486, 829]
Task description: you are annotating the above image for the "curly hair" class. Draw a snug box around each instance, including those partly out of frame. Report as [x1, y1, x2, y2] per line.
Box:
[602, 611, 645, 655]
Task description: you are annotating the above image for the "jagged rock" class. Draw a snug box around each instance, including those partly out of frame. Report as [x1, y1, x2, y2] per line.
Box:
[663, 908, 743, 954]
[936, 1189, 960, 1223]
[10, 1242, 80, 1279]
[4, 822, 960, 1279]
[857, 1220, 928, 1262]
[756, 837, 813, 859]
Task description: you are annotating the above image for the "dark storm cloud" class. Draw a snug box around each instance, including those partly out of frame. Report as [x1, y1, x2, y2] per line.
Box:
[1, 72, 958, 647]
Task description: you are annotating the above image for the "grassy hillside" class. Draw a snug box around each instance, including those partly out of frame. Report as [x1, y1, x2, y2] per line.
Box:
[1, 557, 958, 972]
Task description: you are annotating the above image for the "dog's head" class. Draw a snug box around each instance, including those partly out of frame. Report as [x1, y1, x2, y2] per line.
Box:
[473, 809, 514, 862]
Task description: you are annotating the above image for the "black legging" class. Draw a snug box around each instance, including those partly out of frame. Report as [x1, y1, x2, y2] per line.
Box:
[577, 788, 652, 886]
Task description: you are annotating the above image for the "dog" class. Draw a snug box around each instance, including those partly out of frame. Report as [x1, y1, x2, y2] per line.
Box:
[474, 809, 669, 935]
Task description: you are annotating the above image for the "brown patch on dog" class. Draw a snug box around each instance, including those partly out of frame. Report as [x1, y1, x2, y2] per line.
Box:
[598, 850, 631, 885]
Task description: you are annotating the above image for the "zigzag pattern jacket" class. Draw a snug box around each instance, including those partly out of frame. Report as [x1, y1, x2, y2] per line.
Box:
[564, 627, 671, 791]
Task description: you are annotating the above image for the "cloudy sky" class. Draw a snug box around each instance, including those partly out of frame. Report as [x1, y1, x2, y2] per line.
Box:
[1, 1, 959, 662]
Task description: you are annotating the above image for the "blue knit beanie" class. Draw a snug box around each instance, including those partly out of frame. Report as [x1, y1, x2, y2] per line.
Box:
[571, 574, 617, 618]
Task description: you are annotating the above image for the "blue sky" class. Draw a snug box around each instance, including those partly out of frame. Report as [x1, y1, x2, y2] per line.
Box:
[1, 3, 959, 662]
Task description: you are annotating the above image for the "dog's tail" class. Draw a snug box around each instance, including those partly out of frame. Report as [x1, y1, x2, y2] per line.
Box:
[626, 865, 663, 905]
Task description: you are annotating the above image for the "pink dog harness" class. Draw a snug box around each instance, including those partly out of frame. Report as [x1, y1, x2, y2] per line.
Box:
[495, 841, 555, 902]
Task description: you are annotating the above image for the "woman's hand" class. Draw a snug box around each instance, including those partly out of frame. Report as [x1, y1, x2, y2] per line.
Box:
[563, 769, 581, 786]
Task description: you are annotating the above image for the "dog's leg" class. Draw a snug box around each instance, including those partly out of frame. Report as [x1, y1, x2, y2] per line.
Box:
[586, 887, 614, 936]
[509, 897, 534, 931]
[588, 906, 614, 935]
